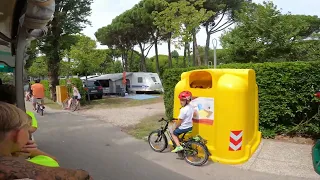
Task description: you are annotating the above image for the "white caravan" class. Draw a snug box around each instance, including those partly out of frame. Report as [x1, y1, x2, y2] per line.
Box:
[89, 72, 163, 95]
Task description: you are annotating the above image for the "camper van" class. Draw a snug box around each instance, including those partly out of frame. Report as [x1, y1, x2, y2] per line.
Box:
[90, 72, 164, 95]
[80, 74, 100, 81]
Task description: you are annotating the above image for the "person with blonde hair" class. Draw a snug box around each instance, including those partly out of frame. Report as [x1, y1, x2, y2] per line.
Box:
[0, 102, 93, 179]
[0, 101, 57, 165]
[0, 102, 31, 156]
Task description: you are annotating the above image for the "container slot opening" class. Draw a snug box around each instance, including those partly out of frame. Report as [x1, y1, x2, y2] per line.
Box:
[189, 71, 212, 89]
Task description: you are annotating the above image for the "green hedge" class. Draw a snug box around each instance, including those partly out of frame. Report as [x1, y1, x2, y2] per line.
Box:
[162, 61, 320, 138]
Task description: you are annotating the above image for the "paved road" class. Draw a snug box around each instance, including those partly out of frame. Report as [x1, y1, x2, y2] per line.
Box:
[34, 110, 192, 180]
[32, 108, 315, 180]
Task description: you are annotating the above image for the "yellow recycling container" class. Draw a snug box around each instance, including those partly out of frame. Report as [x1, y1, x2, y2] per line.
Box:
[56, 85, 68, 104]
[173, 69, 261, 165]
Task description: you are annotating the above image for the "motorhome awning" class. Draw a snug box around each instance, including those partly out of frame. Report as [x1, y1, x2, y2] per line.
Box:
[90, 72, 133, 81]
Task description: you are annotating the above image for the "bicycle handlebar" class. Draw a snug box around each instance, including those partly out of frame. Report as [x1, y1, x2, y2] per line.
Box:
[158, 118, 178, 122]
[158, 118, 166, 122]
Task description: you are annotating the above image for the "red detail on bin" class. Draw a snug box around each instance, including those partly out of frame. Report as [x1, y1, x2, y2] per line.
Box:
[229, 130, 243, 151]
[192, 118, 213, 125]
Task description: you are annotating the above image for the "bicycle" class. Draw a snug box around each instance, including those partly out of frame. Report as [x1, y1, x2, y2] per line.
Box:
[62, 96, 80, 112]
[35, 98, 45, 116]
[148, 118, 211, 166]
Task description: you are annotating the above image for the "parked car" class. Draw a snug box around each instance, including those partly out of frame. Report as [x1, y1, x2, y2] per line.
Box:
[83, 80, 103, 99]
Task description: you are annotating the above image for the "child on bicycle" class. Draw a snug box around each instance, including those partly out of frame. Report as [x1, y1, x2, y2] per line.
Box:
[171, 91, 194, 153]
[65, 83, 81, 110]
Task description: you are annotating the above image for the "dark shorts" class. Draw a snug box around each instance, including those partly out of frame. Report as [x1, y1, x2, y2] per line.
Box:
[173, 127, 192, 136]
[72, 96, 78, 100]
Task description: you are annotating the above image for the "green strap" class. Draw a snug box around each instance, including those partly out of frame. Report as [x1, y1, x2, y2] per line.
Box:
[28, 155, 60, 167]
[26, 111, 38, 128]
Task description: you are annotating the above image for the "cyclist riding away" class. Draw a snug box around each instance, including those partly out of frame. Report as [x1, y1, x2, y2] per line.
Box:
[65, 83, 80, 110]
[31, 79, 45, 111]
[171, 91, 194, 153]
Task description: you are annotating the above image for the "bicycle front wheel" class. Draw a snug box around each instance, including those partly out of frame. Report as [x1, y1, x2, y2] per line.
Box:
[148, 130, 168, 152]
[71, 100, 79, 112]
[184, 141, 209, 166]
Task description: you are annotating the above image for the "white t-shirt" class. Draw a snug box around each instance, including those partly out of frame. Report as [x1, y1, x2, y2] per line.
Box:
[178, 104, 194, 129]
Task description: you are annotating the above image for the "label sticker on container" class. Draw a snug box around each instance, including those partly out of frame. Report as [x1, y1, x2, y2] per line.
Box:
[190, 97, 214, 125]
[229, 130, 243, 151]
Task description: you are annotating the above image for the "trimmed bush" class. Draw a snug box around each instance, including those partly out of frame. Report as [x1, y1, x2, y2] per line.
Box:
[162, 61, 320, 138]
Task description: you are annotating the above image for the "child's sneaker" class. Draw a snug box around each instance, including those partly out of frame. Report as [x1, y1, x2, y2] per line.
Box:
[171, 146, 184, 153]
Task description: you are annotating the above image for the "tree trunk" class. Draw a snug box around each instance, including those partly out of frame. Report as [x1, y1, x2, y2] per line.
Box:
[66, 56, 71, 79]
[124, 51, 128, 72]
[47, 39, 60, 102]
[138, 43, 147, 72]
[121, 51, 128, 72]
[192, 29, 201, 66]
[129, 49, 134, 72]
[187, 43, 191, 66]
[85, 74, 90, 102]
[183, 42, 187, 67]
[204, 23, 210, 65]
[154, 38, 160, 74]
[167, 34, 172, 68]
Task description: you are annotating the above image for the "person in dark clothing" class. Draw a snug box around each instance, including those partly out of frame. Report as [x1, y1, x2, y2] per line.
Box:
[0, 84, 16, 104]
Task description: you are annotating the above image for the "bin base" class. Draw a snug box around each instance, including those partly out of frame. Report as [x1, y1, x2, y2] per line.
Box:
[210, 131, 262, 165]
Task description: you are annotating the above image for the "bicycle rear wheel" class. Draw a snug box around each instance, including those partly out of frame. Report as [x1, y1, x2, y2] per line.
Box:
[184, 141, 209, 166]
[40, 108, 44, 116]
[70, 100, 79, 112]
[148, 130, 168, 152]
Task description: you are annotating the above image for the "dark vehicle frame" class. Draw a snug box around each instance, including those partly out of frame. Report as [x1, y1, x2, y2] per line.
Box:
[83, 80, 103, 100]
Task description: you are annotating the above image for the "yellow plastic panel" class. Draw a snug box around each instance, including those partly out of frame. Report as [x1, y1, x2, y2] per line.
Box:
[172, 69, 261, 165]
[56, 86, 68, 104]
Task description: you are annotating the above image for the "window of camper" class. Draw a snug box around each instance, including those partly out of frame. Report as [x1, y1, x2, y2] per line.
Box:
[99, 80, 109, 87]
[138, 77, 143, 83]
[151, 77, 157, 82]
[189, 71, 212, 89]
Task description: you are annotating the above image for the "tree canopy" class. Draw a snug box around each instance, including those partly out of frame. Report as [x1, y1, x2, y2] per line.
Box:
[69, 35, 103, 76]
[37, 0, 94, 100]
[220, 1, 320, 62]
[25, 0, 320, 96]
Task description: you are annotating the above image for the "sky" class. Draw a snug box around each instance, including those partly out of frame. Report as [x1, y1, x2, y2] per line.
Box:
[81, 0, 320, 57]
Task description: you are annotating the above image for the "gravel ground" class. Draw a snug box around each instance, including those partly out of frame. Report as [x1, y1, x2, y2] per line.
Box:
[78, 102, 165, 127]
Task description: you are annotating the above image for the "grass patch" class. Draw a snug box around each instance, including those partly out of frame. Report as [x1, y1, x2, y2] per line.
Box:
[83, 95, 164, 109]
[43, 95, 164, 110]
[44, 98, 62, 110]
[124, 113, 165, 139]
